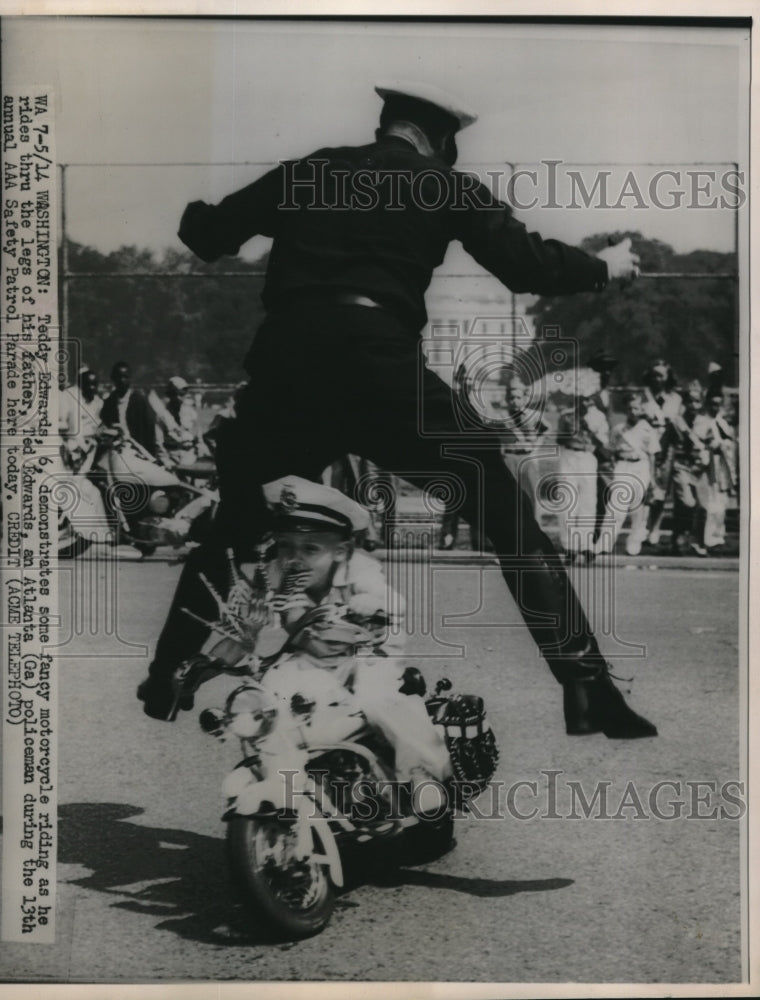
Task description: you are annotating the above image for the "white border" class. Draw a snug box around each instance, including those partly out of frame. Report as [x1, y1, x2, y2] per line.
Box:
[0, 3, 755, 998]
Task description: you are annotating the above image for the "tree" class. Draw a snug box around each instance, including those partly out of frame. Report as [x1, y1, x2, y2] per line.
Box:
[63, 241, 269, 386]
[525, 231, 738, 386]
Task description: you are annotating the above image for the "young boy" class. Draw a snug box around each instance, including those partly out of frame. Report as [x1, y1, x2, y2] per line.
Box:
[223, 475, 451, 790]
[596, 392, 660, 556]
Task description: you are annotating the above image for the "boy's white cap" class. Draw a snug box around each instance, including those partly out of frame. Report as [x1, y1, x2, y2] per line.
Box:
[263, 475, 370, 534]
[168, 375, 189, 391]
[374, 80, 478, 131]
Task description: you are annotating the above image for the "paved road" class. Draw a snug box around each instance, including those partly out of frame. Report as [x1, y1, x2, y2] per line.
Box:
[1, 559, 743, 984]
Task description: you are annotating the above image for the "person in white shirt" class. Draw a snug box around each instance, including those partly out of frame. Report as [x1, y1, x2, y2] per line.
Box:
[596, 392, 660, 556]
[499, 375, 549, 520]
[59, 367, 104, 470]
[554, 392, 609, 564]
[149, 375, 207, 468]
[660, 384, 712, 556]
[699, 390, 737, 551]
[641, 360, 683, 546]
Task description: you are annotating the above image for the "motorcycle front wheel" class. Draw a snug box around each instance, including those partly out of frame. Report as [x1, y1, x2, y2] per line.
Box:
[227, 815, 335, 939]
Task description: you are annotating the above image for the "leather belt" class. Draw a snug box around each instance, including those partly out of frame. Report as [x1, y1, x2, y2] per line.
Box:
[282, 291, 385, 311]
[326, 293, 384, 310]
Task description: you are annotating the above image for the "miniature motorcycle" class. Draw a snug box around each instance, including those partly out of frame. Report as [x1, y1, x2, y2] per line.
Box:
[170, 562, 499, 939]
[58, 427, 217, 556]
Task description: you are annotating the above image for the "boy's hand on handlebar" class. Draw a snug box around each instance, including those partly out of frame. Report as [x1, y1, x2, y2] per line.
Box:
[272, 593, 313, 617]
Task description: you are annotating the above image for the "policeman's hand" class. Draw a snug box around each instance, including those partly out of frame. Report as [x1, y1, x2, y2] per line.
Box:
[596, 237, 640, 281]
[178, 200, 210, 240]
[178, 200, 220, 262]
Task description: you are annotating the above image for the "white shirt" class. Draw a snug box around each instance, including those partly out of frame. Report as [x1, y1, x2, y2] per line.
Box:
[610, 418, 659, 462]
[60, 385, 103, 442]
[643, 388, 682, 437]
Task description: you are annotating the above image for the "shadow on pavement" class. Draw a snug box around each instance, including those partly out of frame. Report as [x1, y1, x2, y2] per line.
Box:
[57, 802, 262, 946]
[56, 803, 573, 947]
[369, 868, 574, 898]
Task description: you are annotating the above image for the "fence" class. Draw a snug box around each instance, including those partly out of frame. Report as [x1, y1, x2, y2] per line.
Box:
[56, 158, 742, 549]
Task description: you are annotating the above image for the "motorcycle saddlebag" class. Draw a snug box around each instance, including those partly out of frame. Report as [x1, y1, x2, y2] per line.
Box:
[432, 693, 499, 792]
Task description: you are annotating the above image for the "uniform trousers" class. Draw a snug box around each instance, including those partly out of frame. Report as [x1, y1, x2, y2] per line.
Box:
[148, 302, 607, 690]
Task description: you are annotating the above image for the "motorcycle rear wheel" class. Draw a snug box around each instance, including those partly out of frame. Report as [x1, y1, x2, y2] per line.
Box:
[227, 815, 335, 939]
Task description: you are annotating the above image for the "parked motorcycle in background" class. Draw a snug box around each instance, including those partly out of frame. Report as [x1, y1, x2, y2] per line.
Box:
[57, 425, 217, 557]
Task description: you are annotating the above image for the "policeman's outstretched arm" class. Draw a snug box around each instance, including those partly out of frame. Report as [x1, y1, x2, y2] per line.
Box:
[456, 179, 638, 296]
[178, 166, 285, 262]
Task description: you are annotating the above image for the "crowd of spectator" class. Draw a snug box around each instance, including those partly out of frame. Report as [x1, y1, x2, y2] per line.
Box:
[439, 353, 738, 559]
[59, 362, 210, 473]
[60, 352, 738, 559]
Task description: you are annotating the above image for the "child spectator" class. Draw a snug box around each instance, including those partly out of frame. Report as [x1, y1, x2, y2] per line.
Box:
[596, 392, 659, 556]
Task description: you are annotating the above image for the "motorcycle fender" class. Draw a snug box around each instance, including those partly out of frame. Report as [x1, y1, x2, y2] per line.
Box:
[226, 772, 344, 889]
[227, 774, 286, 815]
[230, 769, 310, 817]
[221, 766, 257, 805]
[64, 473, 111, 539]
[176, 494, 215, 521]
[288, 796, 344, 889]
[309, 816, 344, 889]
[124, 454, 180, 488]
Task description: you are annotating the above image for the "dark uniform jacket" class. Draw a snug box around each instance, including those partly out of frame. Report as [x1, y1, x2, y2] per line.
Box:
[178, 135, 609, 341]
[101, 389, 158, 457]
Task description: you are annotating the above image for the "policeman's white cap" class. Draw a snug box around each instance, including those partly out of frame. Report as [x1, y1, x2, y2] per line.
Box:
[374, 80, 478, 131]
[263, 475, 370, 535]
[167, 375, 189, 391]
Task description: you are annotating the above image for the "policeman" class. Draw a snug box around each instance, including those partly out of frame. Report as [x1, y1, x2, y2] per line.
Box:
[138, 81, 656, 739]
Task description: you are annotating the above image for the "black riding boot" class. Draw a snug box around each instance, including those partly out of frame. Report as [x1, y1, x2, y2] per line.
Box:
[136, 541, 233, 719]
[506, 548, 657, 739]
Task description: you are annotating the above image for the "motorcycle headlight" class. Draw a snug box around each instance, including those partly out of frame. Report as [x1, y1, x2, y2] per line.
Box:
[148, 489, 171, 515]
[226, 685, 278, 740]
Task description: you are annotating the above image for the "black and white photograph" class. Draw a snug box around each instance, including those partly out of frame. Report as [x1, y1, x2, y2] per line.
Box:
[0, 5, 755, 994]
